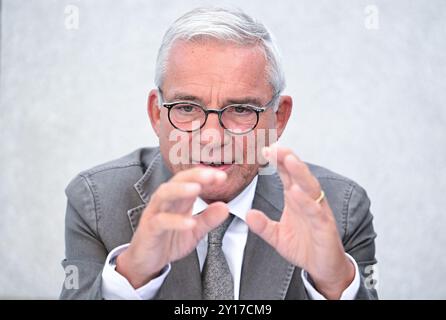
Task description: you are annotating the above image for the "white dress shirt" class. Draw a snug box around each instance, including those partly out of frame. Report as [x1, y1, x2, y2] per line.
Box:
[102, 175, 360, 300]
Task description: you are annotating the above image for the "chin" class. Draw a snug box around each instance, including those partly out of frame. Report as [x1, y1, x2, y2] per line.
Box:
[200, 183, 235, 203]
[201, 169, 257, 203]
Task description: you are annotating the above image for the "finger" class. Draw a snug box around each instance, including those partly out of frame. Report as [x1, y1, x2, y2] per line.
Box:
[148, 182, 202, 213]
[153, 182, 201, 201]
[192, 202, 229, 240]
[283, 154, 320, 199]
[246, 209, 279, 248]
[276, 162, 292, 190]
[285, 184, 322, 216]
[262, 146, 292, 189]
[264, 145, 320, 198]
[283, 184, 305, 213]
[147, 167, 228, 217]
[264, 144, 295, 166]
[171, 167, 227, 186]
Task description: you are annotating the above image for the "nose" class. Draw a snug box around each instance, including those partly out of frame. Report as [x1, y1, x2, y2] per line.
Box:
[201, 111, 224, 132]
[199, 111, 226, 145]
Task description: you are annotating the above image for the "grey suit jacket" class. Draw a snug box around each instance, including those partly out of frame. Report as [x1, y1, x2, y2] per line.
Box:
[59, 147, 378, 300]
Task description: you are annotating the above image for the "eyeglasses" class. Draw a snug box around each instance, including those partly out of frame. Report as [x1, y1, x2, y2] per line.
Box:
[158, 88, 279, 135]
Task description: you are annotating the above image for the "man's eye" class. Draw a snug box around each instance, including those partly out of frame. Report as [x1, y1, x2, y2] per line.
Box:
[232, 106, 254, 114]
[176, 105, 197, 113]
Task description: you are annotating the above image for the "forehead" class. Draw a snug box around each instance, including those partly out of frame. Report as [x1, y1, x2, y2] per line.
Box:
[162, 40, 272, 100]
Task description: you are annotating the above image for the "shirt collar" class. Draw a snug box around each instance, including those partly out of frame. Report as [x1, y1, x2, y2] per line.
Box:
[192, 175, 258, 222]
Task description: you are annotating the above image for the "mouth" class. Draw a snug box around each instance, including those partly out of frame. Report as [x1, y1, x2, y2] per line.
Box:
[196, 161, 235, 171]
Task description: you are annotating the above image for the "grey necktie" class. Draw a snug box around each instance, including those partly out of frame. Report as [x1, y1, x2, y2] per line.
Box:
[202, 214, 235, 300]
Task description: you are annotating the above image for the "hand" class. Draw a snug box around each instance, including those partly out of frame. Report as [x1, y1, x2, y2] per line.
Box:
[246, 145, 355, 299]
[116, 167, 230, 288]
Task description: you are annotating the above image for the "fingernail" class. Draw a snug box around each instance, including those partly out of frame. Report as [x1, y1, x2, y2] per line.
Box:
[200, 170, 214, 179]
[214, 170, 227, 180]
[185, 183, 201, 193]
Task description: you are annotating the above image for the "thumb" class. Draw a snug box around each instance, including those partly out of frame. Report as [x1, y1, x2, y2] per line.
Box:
[246, 209, 279, 248]
[193, 202, 229, 239]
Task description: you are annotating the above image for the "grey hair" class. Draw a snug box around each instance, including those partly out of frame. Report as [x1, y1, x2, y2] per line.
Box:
[154, 6, 286, 111]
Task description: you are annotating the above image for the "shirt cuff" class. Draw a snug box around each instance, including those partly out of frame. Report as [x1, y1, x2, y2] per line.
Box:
[300, 253, 360, 300]
[101, 243, 171, 300]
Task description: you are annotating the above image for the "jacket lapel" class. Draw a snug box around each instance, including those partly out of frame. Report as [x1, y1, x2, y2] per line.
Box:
[239, 172, 296, 300]
[126, 151, 203, 299]
[127, 152, 172, 231]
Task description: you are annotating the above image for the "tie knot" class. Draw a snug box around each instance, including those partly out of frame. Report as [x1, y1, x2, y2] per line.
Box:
[207, 214, 234, 245]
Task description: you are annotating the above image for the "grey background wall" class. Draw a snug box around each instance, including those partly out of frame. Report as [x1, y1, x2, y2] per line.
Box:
[1, 0, 445, 299]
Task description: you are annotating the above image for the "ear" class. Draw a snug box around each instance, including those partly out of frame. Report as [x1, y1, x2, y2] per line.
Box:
[147, 88, 161, 137]
[275, 95, 293, 139]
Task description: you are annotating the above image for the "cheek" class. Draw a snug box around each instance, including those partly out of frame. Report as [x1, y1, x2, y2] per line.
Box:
[262, 113, 276, 128]
[158, 121, 179, 169]
[229, 163, 258, 182]
[158, 124, 171, 150]
[256, 114, 278, 147]
[158, 116, 182, 148]
[158, 124, 195, 174]
[159, 114, 171, 133]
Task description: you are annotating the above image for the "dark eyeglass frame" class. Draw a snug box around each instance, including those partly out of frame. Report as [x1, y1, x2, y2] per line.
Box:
[158, 88, 279, 135]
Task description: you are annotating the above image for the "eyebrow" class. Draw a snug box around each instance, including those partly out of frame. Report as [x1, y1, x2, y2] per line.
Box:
[169, 93, 203, 104]
[167, 92, 264, 107]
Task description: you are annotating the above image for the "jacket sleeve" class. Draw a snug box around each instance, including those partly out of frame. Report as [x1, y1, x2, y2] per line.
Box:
[343, 183, 379, 300]
[59, 175, 107, 300]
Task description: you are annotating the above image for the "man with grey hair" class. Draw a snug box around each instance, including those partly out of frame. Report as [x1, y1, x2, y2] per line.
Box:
[60, 6, 377, 300]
